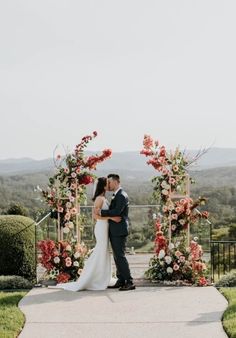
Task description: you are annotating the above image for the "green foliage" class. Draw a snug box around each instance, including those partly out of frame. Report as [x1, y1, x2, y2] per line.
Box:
[229, 224, 236, 240]
[7, 203, 29, 216]
[220, 288, 236, 338]
[0, 275, 32, 290]
[212, 228, 229, 241]
[0, 216, 36, 282]
[0, 291, 27, 337]
[215, 270, 236, 287]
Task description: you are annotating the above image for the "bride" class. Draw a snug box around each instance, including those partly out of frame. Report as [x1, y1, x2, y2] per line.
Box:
[53, 177, 121, 291]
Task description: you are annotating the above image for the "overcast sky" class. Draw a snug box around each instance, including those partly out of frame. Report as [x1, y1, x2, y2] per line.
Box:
[0, 1, 235, 159]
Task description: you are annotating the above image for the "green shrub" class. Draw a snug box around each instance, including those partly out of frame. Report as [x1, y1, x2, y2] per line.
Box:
[0, 275, 32, 290]
[0, 215, 36, 282]
[6, 203, 29, 217]
[215, 270, 236, 287]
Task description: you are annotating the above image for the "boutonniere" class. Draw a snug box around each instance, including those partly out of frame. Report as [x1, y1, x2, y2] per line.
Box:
[111, 194, 115, 200]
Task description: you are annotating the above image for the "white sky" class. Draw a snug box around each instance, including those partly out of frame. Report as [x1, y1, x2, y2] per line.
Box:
[0, 1, 236, 159]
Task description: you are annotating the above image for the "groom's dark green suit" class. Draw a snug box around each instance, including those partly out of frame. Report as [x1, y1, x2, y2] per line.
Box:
[101, 188, 132, 284]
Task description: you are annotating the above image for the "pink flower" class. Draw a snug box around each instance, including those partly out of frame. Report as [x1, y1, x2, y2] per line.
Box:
[179, 255, 186, 263]
[69, 196, 75, 202]
[171, 224, 176, 231]
[70, 183, 77, 190]
[162, 168, 168, 175]
[70, 207, 77, 215]
[175, 206, 182, 214]
[71, 172, 77, 178]
[173, 165, 179, 172]
[65, 257, 72, 267]
[57, 206, 63, 213]
[173, 264, 179, 271]
[64, 168, 70, 174]
[64, 212, 71, 221]
[169, 177, 176, 184]
[175, 251, 182, 258]
[162, 206, 168, 212]
[171, 213, 178, 220]
[143, 135, 154, 149]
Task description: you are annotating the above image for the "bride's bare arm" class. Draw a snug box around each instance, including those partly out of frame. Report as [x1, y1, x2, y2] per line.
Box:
[93, 198, 121, 223]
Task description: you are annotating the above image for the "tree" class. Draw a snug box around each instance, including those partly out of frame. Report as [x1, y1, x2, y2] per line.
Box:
[7, 203, 29, 217]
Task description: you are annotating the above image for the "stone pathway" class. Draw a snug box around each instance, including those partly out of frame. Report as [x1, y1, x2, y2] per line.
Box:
[19, 254, 228, 338]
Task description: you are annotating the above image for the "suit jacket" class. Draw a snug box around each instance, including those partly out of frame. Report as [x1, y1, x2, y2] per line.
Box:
[101, 188, 129, 236]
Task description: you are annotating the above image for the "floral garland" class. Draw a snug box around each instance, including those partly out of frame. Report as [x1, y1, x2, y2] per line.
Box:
[42, 131, 112, 235]
[140, 134, 209, 286]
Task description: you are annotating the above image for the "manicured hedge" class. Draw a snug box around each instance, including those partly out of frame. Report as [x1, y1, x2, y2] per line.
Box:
[0, 215, 36, 281]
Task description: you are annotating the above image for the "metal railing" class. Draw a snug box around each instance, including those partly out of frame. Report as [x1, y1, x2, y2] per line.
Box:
[210, 240, 236, 282]
[35, 205, 211, 252]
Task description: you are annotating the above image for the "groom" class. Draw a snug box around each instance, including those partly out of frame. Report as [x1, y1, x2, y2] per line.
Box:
[97, 174, 135, 291]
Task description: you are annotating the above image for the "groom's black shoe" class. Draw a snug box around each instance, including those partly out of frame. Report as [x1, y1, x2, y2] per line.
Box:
[119, 282, 136, 291]
[108, 280, 124, 289]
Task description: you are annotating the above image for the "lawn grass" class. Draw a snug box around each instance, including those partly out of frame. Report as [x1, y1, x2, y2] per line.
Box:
[220, 288, 236, 338]
[0, 291, 27, 338]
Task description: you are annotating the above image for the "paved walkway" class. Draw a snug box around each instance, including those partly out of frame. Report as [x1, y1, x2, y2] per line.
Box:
[19, 254, 228, 338]
[19, 286, 228, 338]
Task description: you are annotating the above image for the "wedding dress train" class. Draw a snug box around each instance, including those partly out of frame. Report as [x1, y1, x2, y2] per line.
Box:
[54, 199, 114, 291]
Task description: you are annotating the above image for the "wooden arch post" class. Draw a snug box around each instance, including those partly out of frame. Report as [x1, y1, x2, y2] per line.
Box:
[169, 174, 191, 247]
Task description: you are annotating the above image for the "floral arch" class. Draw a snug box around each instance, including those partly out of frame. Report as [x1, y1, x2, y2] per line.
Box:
[141, 135, 210, 286]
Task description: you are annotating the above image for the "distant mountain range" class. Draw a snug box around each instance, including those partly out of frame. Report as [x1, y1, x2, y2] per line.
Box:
[0, 148, 236, 176]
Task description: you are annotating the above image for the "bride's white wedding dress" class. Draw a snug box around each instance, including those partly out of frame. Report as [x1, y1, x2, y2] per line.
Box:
[55, 199, 114, 291]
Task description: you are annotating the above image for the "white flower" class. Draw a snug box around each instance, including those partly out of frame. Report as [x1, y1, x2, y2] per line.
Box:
[68, 221, 74, 229]
[152, 213, 157, 220]
[65, 245, 72, 251]
[167, 267, 173, 274]
[48, 268, 59, 278]
[162, 189, 169, 196]
[193, 237, 198, 242]
[54, 257, 60, 264]
[73, 261, 79, 267]
[74, 251, 81, 259]
[158, 249, 165, 259]
[168, 243, 175, 250]
[179, 219, 185, 225]
[161, 181, 168, 188]
[164, 256, 172, 265]
[63, 227, 70, 234]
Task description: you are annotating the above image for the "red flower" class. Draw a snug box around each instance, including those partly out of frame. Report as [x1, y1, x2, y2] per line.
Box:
[198, 276, 208, 286]
[79, 175, 94, 185]
[159, 146, 166, 157]
[57, 272, 70, 284]
[201, 211, 209, 219]
[143, 135, 154, 149]
[140, 149, 154, 156]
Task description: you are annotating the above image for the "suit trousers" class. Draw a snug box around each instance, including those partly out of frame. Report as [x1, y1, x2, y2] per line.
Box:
[109, 234, 132, 283]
